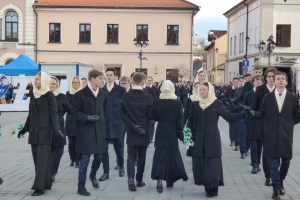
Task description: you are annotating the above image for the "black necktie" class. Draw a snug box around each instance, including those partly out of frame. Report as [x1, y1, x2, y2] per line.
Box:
[279, 93, 282, 97]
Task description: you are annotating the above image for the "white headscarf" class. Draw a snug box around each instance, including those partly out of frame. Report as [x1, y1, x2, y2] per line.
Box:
[51, 76, 60, 96]
[190, 82, 200, 102]
[159, 80, 177, 100]
[69, 76, 83, 95]
[33, 72, 51, 99]
[198, 82, 217, 109]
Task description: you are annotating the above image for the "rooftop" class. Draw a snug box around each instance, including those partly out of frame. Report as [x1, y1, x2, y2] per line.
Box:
[33, 0, 200, 9]
[207, 30, 227, 42]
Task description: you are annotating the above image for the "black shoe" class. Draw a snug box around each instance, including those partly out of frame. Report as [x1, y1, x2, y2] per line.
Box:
[136, 181, 145, 187]
[234, 146, 239, 151]
[77, 189, 91, 196]
[240, 153, 245, 159]
[251, 167, 257, 174]
[166, 182, 173, 188]
[265, 178, 271, 186]
[279, 187, 285, 195]
[206, 189, 218, 198]
[128, 178, 137, 191]
[257, 166, 261, 172]
[70, 161, 74, 167]
[52, 174, 56, 183]
[31, 190, 44, 196]
[75, 161, 79, 168]
[98, 173, 109, 181]
[119, 167, 125, 177]
[89, 176, 99, 188]
[114, 165, 120, 170]
[156, 179, 163, 193]
[0, 177, 3, 185]
[272, 190, 281, 199]
[245, 151, 249, 156]
[230, 141, 234, 146]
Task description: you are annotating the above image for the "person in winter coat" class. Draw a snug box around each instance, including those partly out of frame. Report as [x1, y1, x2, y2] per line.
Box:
[49, 76, 73, 183]
[73, 69, 108, 196]
[183, 82, 200, 125]
[18, 72, 63, 196]
[248, 72, 300, 200]
[151, 80, 188, 193]
[66, 76, 83, 168]
[188, 82, 246, 198]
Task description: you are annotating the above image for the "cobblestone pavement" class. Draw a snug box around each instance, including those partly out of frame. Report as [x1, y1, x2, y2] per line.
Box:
[1, 112, 300, 200]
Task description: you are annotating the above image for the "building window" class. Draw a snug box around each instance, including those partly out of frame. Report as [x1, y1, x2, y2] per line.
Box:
[239, 33, 241, 53]
[136, 24, 148, 42]
[166, 69, 178, 82]
[167, 25, 179, 44]
[230, 37, 232, 56]
[79, 24, 91, 43]
[135, 68, 148, 76]
[107, 24, 118, 43]
[5, 11, 18, 41]
[242, 32, 244, 53]
[276, 25, 291, 47]
[234, 36, 236, 55]
[49, 23, 61, 42]
[5, 59, 14, 65]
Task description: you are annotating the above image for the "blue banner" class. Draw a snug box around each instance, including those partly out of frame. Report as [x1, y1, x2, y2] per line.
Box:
[0, 74, 9, 98]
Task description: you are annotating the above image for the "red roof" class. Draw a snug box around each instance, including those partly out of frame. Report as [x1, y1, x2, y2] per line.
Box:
[207, 30, 227, 41]
[33, 0, 200, 9]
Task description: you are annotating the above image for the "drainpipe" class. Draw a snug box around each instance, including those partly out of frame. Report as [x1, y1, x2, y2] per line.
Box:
[243, 1, 249, 60]
[190, 9, 196, 82]
[33, 7, 38, 62]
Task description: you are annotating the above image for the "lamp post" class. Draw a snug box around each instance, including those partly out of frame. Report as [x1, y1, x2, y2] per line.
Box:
[133, 37, 149, 70]
[258, 35, 276, 67]
[209, 31, 219, 84]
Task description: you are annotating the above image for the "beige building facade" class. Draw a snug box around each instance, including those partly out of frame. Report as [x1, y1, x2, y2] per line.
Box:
[33, 0, 200, 81]
[0, 0, 35, 65]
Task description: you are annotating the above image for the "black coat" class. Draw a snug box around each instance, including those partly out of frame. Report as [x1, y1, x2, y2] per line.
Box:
[250, 84, 272, 136]
[151, 86, 160, 99]
[120, 89, 154, 147]
[154, 99, 183, 149]
[65, 92, 77, 136]
[180, 87, 189, 96]
[23, 91, 60, 145]
[243, 90, 260, 140]
[102, 83, 126, 139]
[225, 87, 235, 98]
[235, 81, 253, 103]
[187, 100, 244, 158]
[254, 91, 300, 158]
[52, 93, 73, 147]
[145, 87, 157, 100]
[73, 87, 108, 154]
[183, 98, 197, 125]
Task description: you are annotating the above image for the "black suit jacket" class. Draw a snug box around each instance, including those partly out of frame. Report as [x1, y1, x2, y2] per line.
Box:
[154, 99, 183, 149]
[145, 87, 157, 100]
[23, 91, 60, 145]
[73, 86, 108, 154]
[65, 92, 77, 136]
[243, 90, 259, 140]
[254, 91, 300, 158]
[235, 81, 253, 103]
[151, 86, 160, 99]
[120, 89, 154, 147]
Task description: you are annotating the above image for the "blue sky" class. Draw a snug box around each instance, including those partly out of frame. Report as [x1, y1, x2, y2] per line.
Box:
[187, 0, 242, 40]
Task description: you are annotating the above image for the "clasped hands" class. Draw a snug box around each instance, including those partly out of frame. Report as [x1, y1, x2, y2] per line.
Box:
[133, 125, 146, 135]
[239, 105, 255, 117]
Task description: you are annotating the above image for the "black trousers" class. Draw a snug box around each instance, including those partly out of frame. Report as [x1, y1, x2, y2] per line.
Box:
[261, 135, 271, 178]
[31, 144, 52, 191]
[67, 136, 80, 162]
[249, 139, 262, 167]
[270, 158, 291, 191]
[102, 137, 124, 173]
[51, 145, 64, 175]
[127, 145, 148, 182]
[149, 120, 155, 142]
[229, 121, 239, 145]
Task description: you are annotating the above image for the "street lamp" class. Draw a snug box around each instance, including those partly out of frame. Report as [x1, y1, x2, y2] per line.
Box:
[133, 37, 149, 70]
[209, 31, 218, 84]
[258, 35, 276, 66]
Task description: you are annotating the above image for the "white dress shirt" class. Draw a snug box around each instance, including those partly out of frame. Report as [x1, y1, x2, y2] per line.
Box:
[266, 84, 275, 93]
[275, 89, 287, 113]
[106, 82, 114, 92]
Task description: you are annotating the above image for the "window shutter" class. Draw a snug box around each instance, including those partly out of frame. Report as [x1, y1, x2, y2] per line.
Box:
[0, 19, 2, 40]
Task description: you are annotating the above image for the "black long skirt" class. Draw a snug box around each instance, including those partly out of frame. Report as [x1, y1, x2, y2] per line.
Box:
[151, 148, 188, 184]
[31, 144, 52, 190]
[192, 156, 224, 189]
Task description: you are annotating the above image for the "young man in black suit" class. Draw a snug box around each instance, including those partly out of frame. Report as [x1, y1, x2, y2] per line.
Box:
[99, 68, 126, 181]
[251, 67, 277, 186]
[73, 69, 107, 196]
[249, 72, 300, 200]
[120, 72, 154, 191]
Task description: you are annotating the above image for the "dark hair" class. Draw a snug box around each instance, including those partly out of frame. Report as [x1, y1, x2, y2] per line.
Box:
[264, 67, 278, 81]
[274, 71, 288, 81]
[88, 69, 103, 81]
[232, 77, 239, 81]
[253, 65, 263, 71]
[132, 73, 145, 85]
[251, 75, 264, 84]
[130, 72, 135, 78]
[202, 82, 209, 88]
[243, 73, 251, 78]
[147, 76, 153, 81]
[81, 77, 87, 81]
[194, 82, 201, 87]
[238, 77, 243, 80]
[198, 70, 206, 75]
[106, 68, 115, 75]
